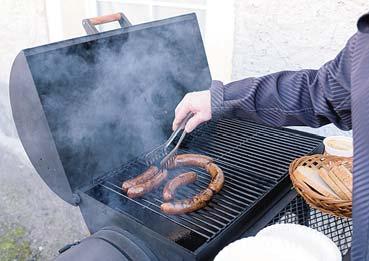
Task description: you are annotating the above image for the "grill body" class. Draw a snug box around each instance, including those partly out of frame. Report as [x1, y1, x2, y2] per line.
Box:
[9, 12, 352, 260]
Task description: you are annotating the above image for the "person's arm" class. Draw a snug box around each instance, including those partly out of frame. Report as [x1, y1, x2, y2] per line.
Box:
[210, 38, 353, 129]
[173, 34, 357, 132]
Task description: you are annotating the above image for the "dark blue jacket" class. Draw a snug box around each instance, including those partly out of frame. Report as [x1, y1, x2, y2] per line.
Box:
[210, 13, 369, 261]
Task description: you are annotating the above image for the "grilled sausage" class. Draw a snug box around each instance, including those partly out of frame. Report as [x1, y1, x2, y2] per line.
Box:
[169, 154, 213, 169]
[127, 169, 168, 198]
[163, 172, 197, 202]
[161, 188, 213, 215]
[206, 163, 224, 193]
[122, 165, 159, 192]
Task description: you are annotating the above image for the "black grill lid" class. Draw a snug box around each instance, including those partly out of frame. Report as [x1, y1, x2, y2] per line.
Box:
[9, 13, 211, 205]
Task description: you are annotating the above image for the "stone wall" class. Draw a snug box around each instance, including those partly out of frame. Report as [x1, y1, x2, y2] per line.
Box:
[232, 0, 368, 136]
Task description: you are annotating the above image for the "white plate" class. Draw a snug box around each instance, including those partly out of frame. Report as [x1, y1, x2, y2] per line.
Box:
[215, 235, 318, 261]
[257, 224, 341, 261]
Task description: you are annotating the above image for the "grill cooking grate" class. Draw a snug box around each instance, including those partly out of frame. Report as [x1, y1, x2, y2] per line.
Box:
[269, 195, 352, 255]
[86, 119, 323, 251]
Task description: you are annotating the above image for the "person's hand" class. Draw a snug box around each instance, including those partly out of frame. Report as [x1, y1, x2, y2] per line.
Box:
[172, 90, 211, 133]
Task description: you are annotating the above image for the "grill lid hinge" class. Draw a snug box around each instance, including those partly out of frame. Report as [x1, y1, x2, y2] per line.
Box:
[58, 241, 80, 254]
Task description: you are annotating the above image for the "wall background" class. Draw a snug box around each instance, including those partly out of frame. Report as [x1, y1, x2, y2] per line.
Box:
[0, 0, 367, 259]
[232, 0, 367, 136]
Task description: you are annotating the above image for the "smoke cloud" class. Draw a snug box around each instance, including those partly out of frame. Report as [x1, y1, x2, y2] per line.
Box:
[25, 14, 211, 190]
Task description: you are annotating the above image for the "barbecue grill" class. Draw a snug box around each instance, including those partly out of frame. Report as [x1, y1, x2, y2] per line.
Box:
[9, 12, 352, 260]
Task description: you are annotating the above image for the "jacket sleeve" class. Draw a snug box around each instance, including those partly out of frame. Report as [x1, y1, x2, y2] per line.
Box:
[210, 34, 357, 130]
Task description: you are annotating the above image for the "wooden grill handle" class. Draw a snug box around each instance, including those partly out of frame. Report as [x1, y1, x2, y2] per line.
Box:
[88, 13, 123, 26]
[82, 12, 131, 35]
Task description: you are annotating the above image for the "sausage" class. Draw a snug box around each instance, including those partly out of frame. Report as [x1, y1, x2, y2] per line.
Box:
[206, 163, 224, 193]
[161, 188, 213, 215]
[169, 154, 213, 169]
[127, 169, 168, 198]
[163, 172, 197, 202]
[122, 165, 159, 192]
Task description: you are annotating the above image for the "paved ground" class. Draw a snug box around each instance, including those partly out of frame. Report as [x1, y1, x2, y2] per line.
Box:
[0, 135, 89, 260]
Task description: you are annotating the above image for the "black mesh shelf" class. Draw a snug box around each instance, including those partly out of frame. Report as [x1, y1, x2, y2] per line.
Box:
[269, 195, 352, 255]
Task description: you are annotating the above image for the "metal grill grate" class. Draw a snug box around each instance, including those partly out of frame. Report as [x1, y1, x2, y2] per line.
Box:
[87, 119, 323, 251]
[269, 195, 352, 255]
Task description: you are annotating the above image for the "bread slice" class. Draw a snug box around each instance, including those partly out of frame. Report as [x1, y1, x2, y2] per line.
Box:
[329, 166, 352, 200]
[294, 166, 339, 199]
[318, 168, 348, 200]
[332, 165, 352, 192]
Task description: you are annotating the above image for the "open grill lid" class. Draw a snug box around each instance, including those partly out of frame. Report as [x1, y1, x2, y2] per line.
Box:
[9, 13, 211, 205]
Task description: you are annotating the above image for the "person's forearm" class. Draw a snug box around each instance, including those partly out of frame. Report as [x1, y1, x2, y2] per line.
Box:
[210, 35, 355, 130]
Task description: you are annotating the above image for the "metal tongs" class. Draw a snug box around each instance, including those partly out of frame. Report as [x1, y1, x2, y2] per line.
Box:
[144, 113, 194, 168]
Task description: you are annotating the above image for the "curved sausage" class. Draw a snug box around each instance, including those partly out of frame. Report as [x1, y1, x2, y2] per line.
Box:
[127, 169, 168, 198]
[169, 154, 213, 169]
[161, 188, 213, 215]
[163, 172, 197, 202]
[206, 163, 224, 193]
[122, 165, 159, 192]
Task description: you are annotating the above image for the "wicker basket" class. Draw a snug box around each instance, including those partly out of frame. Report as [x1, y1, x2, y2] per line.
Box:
[289, 154, 352, 218]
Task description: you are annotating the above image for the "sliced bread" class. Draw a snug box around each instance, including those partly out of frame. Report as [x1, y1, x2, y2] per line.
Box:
[332, 165, 353, 193]
[318, 168, 348, 200]
[329, 166, 352, 200]
[318, 167, 351, 200]
[294, 166, 339, 199]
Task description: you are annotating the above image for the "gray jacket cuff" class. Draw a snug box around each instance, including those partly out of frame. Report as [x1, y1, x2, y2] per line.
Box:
[209, 80, 225, 120]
